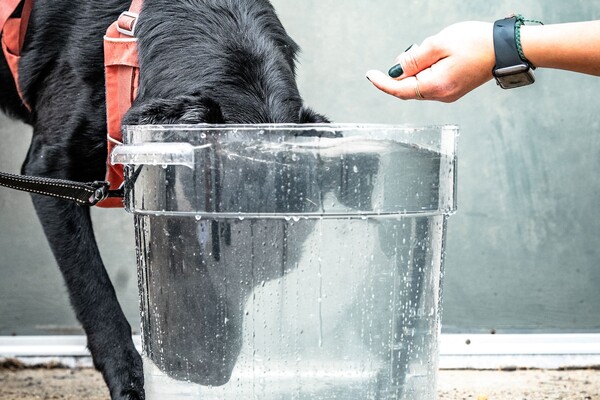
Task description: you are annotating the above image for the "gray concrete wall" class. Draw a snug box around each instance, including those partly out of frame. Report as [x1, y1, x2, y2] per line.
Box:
[1, 1, 599, 335]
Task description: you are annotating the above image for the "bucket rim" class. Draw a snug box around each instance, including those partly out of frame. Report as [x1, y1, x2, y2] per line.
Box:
[122, 123, 459, 133]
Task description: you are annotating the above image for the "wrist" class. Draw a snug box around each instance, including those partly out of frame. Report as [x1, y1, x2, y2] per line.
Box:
[519, 21, 600, 76]
[518, 25, 545, 68]
[513, 15, 544, 67]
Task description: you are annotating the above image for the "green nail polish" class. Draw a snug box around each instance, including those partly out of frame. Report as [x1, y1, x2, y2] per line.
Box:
[405, 44, 415, 52]
[388, 64, 403, 78]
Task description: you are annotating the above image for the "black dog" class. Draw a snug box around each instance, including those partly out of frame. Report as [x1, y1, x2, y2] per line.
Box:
[0, 1, 327, 399]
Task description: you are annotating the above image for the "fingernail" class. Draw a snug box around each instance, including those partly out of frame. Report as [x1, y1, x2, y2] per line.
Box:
[366, 75, 372, 82]
[388, 64, 403, 78]
[405, 44, 415, 52]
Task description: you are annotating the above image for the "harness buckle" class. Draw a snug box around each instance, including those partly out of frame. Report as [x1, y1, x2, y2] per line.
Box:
[116, 11, 139, 37]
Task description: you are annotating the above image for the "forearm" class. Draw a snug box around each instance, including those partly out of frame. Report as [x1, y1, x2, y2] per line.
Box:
[521, 20, 600, 76]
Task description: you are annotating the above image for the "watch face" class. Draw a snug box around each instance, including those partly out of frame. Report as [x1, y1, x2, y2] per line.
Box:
[494, 66, 535, 89]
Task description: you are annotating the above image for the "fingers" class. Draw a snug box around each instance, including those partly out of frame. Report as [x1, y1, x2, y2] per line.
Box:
[367, 58, 461, 102]
[365, 38, 445, 101]
[365, 70, 401, 97]
[388, 39, 442, 79]
[386, 44, 418, 78]
[366, 70, 425, 100]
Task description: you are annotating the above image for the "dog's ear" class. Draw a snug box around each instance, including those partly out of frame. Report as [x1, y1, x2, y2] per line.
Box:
[299, 106, 330, 124]
[296, 107, 340, 139]
[123, 95, 225, 125]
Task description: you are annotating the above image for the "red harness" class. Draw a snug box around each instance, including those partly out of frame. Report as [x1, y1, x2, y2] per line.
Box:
[1, 0, 33, 109]
[1, 0, 142, 208]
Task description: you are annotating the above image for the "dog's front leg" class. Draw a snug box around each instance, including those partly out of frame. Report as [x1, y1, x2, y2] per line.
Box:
[27, 193, 144, 400]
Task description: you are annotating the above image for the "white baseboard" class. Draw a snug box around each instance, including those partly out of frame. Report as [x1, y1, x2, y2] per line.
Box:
[1, 334, 599, 370]
[439, 333, 600, 369]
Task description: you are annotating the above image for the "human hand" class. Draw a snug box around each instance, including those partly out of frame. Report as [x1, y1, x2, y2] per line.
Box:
[366, 22, 496, 102]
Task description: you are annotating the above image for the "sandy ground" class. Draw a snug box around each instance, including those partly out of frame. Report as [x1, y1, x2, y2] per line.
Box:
[438, 369, 598, 400]
[0, 361, 598, 400]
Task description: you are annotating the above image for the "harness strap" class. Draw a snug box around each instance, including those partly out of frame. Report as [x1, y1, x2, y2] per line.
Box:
[1, 0, 33, 108]
[0, 0, 24, 34]
[98, 0, 143, 208]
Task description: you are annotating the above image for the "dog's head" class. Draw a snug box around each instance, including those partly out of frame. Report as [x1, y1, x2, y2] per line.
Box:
[124, 0, 331, 387]
[123, 0, 328, 126]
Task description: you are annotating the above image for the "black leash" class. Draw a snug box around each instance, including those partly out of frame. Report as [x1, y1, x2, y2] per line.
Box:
[0, 171, 122, 206]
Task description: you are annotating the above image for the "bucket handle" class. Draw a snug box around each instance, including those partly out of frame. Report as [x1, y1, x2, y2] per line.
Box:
[110, 142, 198, 168]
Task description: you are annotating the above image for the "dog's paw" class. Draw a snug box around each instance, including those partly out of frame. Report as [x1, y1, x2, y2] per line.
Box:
[107, 379, 145, 400]
[121, 389, 145, 400]
[124, 95, 225, 125]
[101, 347, 145, 400]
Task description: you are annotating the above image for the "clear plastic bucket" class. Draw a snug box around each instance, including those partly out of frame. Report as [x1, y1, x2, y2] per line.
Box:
[112, 124, 458, 400]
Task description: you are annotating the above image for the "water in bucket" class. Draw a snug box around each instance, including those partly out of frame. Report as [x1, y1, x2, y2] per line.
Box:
[112, 124, 457, 400]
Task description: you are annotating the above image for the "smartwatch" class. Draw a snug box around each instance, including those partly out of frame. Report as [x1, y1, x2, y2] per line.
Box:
[492, 16, 535, 89]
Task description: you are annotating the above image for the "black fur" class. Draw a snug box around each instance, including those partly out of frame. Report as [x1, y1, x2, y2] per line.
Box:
[0, 1, 327, 399]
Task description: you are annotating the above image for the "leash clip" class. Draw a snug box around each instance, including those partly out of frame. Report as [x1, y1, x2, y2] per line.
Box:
[116, 11, 139, 37]
[88, 181, 112, 205]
